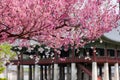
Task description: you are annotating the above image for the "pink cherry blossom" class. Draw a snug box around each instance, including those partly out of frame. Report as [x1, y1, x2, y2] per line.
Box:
[0, 0, 119, 49]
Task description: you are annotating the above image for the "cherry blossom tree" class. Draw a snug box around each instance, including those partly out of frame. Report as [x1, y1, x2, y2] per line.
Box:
[0, 0, 119, 48]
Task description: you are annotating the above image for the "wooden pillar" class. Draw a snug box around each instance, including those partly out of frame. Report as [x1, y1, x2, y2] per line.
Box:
[93, 47, 97, 61]
[18, 53, 24, 80]
[77, 68, 82, 80]
[103, 63, 109, 80]
[20, 65, 24, 80]
[67, 65, 71, 80]
[33, 65, 35, 80]
[81, 71, 84, 80]
[29, 65, 32, 80]
[103, 45, 109, 80]
[109, 66, 111, 80]
[54, 64, 59, 80]
[51, 65, 54, 80]
[17, 65, 20, 80]
[92, 47, 97, 80]
[99, 66, 102, 76]
[104, 45, 107, 60]
[33, 65, 39, 80]
[77, 64, 82, 80]
[71, 45, 75, 59]
[71, 45, 77, 80]
[44, 66, 47, 80]
[114, 47, 119, 80]
[40, 65, 43, 80]
[92, 62, 97, 80]
[53, 48, 59, 80]
[71, 63, 77, 80]
[59, 65, 65, 80]
[48, 65, 53, 80]
[17, 65, 23, 80]
[48, 65, 51, 80]
[114, 63, 119, 80]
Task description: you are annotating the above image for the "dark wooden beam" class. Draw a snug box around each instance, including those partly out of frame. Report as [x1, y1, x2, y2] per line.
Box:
[10, 56, 120, 65]
[29, 65, 32, 80]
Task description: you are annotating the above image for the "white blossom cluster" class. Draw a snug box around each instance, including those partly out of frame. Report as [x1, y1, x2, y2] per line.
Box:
[12, 45, 55, 63]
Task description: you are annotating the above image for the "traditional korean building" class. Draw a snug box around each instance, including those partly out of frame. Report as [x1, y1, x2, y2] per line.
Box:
[6, 26, 120, 80]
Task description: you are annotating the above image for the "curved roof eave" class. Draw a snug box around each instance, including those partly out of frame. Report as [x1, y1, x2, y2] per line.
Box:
[101, 36, 120, 46]
[102, 26, 120, 45]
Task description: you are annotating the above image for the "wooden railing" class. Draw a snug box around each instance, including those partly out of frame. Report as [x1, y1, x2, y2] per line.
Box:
[10, 56, 120, 65]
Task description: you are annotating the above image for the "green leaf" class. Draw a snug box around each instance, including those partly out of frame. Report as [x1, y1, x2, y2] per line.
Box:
[0, 43, 16, 73]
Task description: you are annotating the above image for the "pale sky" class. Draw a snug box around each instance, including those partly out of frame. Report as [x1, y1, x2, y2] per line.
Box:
[104, 26, 120, 42]
[104, 0, 120, 42]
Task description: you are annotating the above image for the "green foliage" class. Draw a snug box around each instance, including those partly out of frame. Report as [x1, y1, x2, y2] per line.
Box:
[0, 66, 5, 74]
[0, 43, 16, 74]
[0, 78, 7, 80]
[0, 43, 16, 58]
